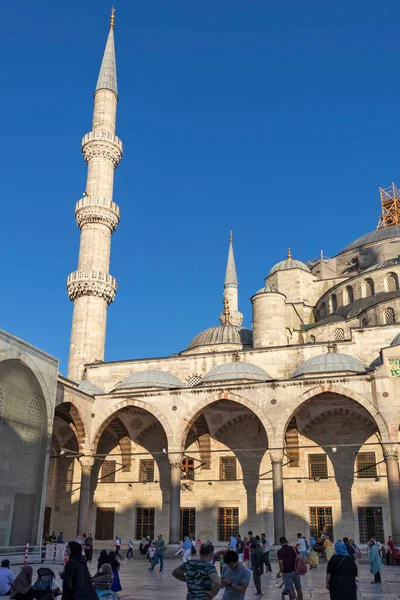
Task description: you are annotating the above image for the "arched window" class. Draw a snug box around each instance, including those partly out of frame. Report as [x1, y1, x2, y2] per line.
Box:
[384, 307, 395, 324]
[309, 335, 316, 344]
[387, 273, 399, 292]
[361, 317, 368, 327]
[334, 328, 345, 341]
[320, 302, 326, 320]
[346, 285, 354, 304]
[331, 294, 338, 312]
[365, 278, 374, 297]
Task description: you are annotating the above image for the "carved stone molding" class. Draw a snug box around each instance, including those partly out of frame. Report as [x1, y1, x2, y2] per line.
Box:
[75, 205, 120, 231]
[82, 131, 123, 167]
[383, 444, 399, 461]
[67, 270, 117, 305]
[269, 449, 284, 464]
[79, 455, 95, 469]
[219, 310, 244, 327]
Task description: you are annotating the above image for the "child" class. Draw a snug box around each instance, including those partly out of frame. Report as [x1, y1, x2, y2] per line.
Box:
[148, 542, 155, 563]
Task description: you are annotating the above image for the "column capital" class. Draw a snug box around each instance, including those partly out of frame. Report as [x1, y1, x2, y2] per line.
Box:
[79, 455, 96, 469]
[269, 449, 284, 464]
[169, 454, 184, 469]
[383, 444, 399, 461]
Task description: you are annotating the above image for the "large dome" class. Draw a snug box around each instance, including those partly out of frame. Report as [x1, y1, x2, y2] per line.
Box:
[75, 380, 104, 395]
[118, 369, 183, 389]
[268, 257, 311, 277]
[186, 324, 253, 351]
[293, 353, 366, 378]
[339, 226, 400, 254]
[203, 361, 273, 383]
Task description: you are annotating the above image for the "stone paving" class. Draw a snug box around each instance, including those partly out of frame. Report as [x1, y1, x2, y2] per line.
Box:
[9, 557, 400, 600]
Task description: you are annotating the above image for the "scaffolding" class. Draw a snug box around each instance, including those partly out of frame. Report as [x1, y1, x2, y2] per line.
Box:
[377, 183, 400, 228]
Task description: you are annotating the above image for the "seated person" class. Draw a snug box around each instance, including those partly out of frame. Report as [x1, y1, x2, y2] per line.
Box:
[10, 567, 33, 600]
[92, 564, 113, 586]
[0, 560, 15, 595]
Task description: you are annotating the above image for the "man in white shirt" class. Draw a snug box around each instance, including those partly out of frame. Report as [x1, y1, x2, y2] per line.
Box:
[261, 533, 272, 573]
[0, 560, 15, 595]
[296, 533, 307, 560]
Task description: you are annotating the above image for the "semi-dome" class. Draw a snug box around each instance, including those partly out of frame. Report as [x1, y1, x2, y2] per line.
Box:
[75, 380, 104, 395]
[186, 324, 253, 351]
[203, 361, 273, 383]
[339, 226, 400, 254]
[292, 352, 366, 378]
[268, 249, 311, 277]
[363, 257, 400, 273]
[118, 369, 183, 389]
[391, 332, 400, 346]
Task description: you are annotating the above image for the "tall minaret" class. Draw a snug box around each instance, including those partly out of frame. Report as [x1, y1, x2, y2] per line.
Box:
[219, 231, 243, 326]
[67, 9, 123, 380]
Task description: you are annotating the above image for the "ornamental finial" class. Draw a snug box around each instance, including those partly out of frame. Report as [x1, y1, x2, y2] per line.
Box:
[229, 230, 233, 243]
[287, 248, 292, 260]
[110, 7, 115, 29]
[223, 298, 231, 325]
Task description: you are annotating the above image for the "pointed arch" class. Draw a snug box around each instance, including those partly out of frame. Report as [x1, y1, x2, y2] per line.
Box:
[55, 402, 87, 452]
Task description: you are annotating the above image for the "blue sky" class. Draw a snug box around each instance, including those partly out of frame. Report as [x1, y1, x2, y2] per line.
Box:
[1, 0, 400, 374]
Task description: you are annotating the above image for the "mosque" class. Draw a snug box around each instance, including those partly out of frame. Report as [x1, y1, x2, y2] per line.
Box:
[2, 12, 400, 549]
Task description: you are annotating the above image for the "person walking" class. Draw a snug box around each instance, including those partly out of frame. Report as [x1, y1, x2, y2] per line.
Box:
[97, 550, 108, 573]
[172, 542, 221, 599]
[149, 534, 166, 572]
[9, 566, 33, 600]
[221, 550, 251, 600]
[179, 537, 193, 563]
[229, 535, 237, 552]
[236, 535, 245, 563]
[243, 537, 251, 568]
[61, 541, 97, 600]
[0, 560, 15, 595]
[107, 552, 122, 593]
[115, 536, 122, 559]
[261, 534, 272, 572]
[323, 537, 334, 561]
[250, 543, 264, 596]
[325, 541, 357, 600]
[126, 539, 133, 559]
[296, 533, 307, 560]
[308, 538, 319, 569]
[84, 533, 93, 563]
[277, 537, 303, 600]
[368, 539, 382, 584]
[387, 536, 396, 565]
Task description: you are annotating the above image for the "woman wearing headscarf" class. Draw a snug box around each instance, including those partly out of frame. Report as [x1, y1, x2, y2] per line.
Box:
[326, 541, 357, 600]
[368, 538, 383, 583]
[10, 566, 33, 600]
[323, 537, 334, 561]
[96, 550, 108, 574]
[84, 534, 93, 564]
[107, 552, 122, 593]
[61, 541, 97, 600]
[91, 564, 113, 586]
[308, 537, 319, 569]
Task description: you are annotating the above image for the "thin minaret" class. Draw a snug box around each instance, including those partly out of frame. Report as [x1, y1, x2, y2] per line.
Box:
[67, 9, 123, 380]
[220, 231, 243, 326]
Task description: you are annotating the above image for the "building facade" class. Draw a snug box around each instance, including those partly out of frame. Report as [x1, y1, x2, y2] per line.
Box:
[26, 14, 400, 547]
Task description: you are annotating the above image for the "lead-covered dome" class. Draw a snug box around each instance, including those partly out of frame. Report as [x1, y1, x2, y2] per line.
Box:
[339, 226, 400, 254]
[292, 353, 366, 378]
[186, 324, 253, 351]
[203, 361, 273, 383]
[118, 369, 183, 389]
[75, 380, 104, 395]
[268, 249, 311, 277]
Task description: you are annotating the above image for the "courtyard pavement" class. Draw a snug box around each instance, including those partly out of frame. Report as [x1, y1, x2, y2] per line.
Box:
[9, 557, 400, 599]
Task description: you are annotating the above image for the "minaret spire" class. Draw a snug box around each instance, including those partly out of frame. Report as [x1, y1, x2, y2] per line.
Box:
[220, 231, 243, 326]
[67, 12, 123, 379]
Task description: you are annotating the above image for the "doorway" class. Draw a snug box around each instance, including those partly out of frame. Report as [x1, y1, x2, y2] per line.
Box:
[95, 508, 115, 540]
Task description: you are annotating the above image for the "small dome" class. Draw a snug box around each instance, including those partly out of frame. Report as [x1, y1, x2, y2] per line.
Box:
[186, 324, 253, 351]
[75, 380, 104, 395]
[203, 361, 273, 383]
[339, 226, 400, 254]
[268, 250, 311, 277]
[292, 352, 366, 378]
[119, 369, 183, 389]
[391, 332, 400, 346]
[370, 356, 383, 369]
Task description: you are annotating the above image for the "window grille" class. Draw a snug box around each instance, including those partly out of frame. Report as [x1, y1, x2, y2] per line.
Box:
[361, 317, 368, 327]
[309, 454, 328, 479]
[139, 459, 155, 483]
[47, 457, 56, 489]
[331, 294, 337, 312]
[180, 508, 196, 539]
[309, 507, 333, 541]
[334, 328, 345, 341]
[220, 457, 237, 481]
[217, 507, 239, 542]
[356, 452, 377, 478]
[358, 507, 384, 544]
[387, 273, 399, 292]
[186, 376, 203, 387]
[365, 279, 374, 297]
[384, 307, 395, 325]
[346, 286, 354, 304]
[181, 457, 195, 480]
[101, 460, 116, 483]
[135, 508, 155, 540]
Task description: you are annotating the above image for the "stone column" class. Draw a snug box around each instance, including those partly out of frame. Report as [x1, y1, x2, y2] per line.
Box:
[384, 445, 400, 545]
[270, 450, 285, 544]
[77, 456, 95, 536]
[169, 458, 182, 544]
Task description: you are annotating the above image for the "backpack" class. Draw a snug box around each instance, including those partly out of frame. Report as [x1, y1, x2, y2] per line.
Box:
[294, 549, 308, 576]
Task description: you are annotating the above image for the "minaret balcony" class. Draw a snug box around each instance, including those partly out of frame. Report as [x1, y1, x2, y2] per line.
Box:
[82, 130, 123, 166]
[75, 196, 120, 231]
[67, 270, 117, 305]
